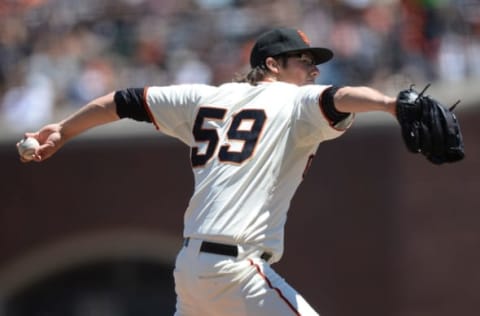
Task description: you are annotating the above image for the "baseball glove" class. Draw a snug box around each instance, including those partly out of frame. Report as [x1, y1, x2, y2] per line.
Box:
[396, 84, 465, 164]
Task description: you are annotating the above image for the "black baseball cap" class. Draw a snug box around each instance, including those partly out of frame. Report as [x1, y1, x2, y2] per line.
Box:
[250, 28, 333, 68]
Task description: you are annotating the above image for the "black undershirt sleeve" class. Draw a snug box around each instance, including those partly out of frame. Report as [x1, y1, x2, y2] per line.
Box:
[320, 86, 350, 126]
[114, 88, 152, 122]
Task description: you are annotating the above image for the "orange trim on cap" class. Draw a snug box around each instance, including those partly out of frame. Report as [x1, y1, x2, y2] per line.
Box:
[142, 87, 160, 130]
[297, 30, 311, 45]
[248, 259, 302, 316]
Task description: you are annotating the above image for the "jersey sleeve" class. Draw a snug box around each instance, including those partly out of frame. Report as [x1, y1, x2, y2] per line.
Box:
[291, 85, 354, 146]
[144, 84, 216, 144]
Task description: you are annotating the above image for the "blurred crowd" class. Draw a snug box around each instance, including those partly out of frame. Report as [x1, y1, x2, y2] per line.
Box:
[0, 0, 479, 133]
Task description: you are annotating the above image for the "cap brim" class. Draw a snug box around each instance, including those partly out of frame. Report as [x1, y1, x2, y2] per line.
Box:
[287, 47, 333, 65]
[311, 47, 334, 64]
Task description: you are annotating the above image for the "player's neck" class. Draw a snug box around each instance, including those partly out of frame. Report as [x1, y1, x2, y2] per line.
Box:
[261, 76, 278, 83]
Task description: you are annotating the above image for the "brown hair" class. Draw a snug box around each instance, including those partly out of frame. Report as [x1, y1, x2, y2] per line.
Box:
[233, 66, 269, 85]
[234, 54, 291, 85]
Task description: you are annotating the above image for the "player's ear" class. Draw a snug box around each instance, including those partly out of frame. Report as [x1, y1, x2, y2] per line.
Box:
[265, 57, 281, 74]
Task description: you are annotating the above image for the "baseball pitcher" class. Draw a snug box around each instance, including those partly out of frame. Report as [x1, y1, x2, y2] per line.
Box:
[17, 28, 464, 315]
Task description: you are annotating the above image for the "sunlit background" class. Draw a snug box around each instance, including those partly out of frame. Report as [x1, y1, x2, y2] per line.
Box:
[1, 0, 479, 134]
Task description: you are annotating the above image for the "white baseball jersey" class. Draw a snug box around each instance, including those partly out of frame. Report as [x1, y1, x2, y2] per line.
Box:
[145, 81, 353, 263]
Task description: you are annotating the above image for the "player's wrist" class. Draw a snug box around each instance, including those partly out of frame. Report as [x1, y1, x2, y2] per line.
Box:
[57, 121, 72, 141]
[384, 97, 397, 117]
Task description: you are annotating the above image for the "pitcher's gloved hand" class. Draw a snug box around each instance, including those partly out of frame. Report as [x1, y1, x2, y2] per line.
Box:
[396, 84, 465, 164]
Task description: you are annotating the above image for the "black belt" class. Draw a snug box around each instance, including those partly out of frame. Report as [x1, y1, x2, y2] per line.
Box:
[184, 238, 272, 262]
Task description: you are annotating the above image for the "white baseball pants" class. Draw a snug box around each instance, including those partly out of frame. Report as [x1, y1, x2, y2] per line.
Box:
[173, 238, 319, 316]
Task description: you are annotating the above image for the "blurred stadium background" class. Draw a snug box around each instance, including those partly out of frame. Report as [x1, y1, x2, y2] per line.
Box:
[0, 0, 479, 315]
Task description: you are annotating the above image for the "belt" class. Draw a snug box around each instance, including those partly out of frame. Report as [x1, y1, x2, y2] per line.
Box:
[183, 238, 272, 262]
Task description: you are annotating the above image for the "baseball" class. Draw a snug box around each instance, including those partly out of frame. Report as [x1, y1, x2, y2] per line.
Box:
[18, 137, 40, 161]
